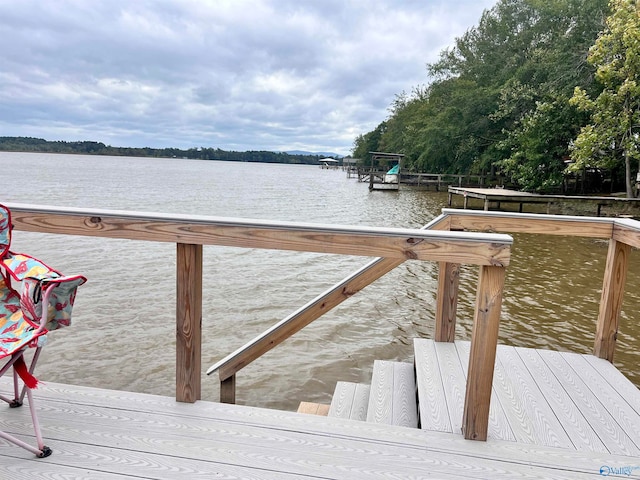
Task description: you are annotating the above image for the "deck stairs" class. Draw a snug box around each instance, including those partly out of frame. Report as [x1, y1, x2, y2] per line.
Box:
[314, 337, 640, 456]
[328, 360, 418, 427]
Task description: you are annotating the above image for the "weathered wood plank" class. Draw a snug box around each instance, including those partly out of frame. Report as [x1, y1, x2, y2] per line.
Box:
[463, 265, 506, 441]
[414, 339, 451, 433]
[176, 243, 202, 403]
[594, 239, 631, 362]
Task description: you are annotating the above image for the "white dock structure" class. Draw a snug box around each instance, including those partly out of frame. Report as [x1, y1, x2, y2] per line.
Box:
[2, 348, 640, 479]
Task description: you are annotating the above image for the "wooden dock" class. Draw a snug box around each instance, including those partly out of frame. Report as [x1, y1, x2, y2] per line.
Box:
[3, 204, 640, 478]
[448, 186, 640, 216]
[2, 340, 640, 479]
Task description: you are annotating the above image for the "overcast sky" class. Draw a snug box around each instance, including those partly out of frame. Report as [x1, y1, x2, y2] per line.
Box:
[0, 0, 496, 156]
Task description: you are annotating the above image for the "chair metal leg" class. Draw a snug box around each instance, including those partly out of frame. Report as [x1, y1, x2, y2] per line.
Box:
[0, 350, 52, 457]
[17, 347, 42, 406]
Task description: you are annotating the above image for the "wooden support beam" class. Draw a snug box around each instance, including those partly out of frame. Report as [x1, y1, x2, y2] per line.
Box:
[594, 239, 631, 362]
[463, 265, 505, 441]
[220, 374, 236, 404]
[435, 262, 460, 342]
[176, 243, 203, 403]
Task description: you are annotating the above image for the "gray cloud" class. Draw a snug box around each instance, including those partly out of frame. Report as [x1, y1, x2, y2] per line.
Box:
[0, 0, 495, 155]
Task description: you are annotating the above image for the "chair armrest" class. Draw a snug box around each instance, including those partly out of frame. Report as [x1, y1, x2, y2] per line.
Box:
[1, 253, 86, 331]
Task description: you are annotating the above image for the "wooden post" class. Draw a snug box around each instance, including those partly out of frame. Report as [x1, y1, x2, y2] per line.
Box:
[594, 239, 631, 362]
[463, 265, 505, 441]
[435, 262, 460, 342]
[176, 243, 203, 403]
[220, 374, 236, 404]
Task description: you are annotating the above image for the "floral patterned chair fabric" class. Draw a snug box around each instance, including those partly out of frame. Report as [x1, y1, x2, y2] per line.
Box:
[0, 204, 86, 458]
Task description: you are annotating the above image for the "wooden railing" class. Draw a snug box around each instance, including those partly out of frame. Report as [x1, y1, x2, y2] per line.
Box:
[436, 208, 639, 368]
[206, 207, 640, 441]
[11, 203, 635, 442]
[5, 202, 513, 441]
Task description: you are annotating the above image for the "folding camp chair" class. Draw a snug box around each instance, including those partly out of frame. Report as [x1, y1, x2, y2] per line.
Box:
[0, 204, 86, 457]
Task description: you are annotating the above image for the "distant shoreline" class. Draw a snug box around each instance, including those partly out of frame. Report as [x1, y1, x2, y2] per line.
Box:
[0, 136, 343, 165]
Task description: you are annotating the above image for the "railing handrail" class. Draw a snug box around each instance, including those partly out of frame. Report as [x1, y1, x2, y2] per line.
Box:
[206, 213, 453, 383]
[207, 208, 638, 382]
[6, 202, 512, 265]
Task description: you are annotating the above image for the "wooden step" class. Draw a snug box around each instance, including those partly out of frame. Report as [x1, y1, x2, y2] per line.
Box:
[366, 360, 418, 427]
[297, 402, 330, 416]
[328, 381, 370, 420]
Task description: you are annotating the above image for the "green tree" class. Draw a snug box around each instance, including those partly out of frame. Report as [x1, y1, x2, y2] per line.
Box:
[570, 0, 640, 197]
[353, 0, 608, 191]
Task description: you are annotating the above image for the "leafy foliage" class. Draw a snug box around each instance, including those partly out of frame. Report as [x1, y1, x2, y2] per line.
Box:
[353, 0, 610, 192]
[570, 0, 640, 197]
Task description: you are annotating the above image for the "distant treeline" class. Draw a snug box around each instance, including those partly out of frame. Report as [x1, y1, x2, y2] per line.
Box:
[0, 137, 329, 165]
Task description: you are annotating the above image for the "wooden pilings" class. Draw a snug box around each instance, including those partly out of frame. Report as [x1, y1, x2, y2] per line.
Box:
[594, 239, 631, 362]
[435, 262, 460, 342]
[176, 243, 203, 403]
[463, 265, 506, 441]
[435, 261, 506, 441]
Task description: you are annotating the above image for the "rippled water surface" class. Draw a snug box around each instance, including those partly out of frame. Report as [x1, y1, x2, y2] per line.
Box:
[2, 152, 638, 410]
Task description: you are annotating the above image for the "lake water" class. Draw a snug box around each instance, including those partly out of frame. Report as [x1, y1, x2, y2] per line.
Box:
[2, 151, 639, 411]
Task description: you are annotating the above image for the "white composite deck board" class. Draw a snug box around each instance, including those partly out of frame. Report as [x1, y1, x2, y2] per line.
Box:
[391, 362, 418, 427]
[0, 393, 463, 480]
[329, 381, 356, 418]
[494, 345, 574, 448]
[434, 341, 467, 435]
[583, 354, 640, 417]
[414, 338, 452, 432]
[562, 352, 640, 451]
[366, 360, 417, 427]
[454, 341, 516, 442]
[328, 381, 369, 421]
[366, 360, 394, 424]
[515, 347, 607, 452]
[537, 349, 640, 456]
[1, 380, 639, 479]
[351, 383, 371, 421]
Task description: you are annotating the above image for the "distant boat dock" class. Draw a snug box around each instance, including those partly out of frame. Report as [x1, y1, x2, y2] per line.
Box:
[449, 186, 640, 216]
